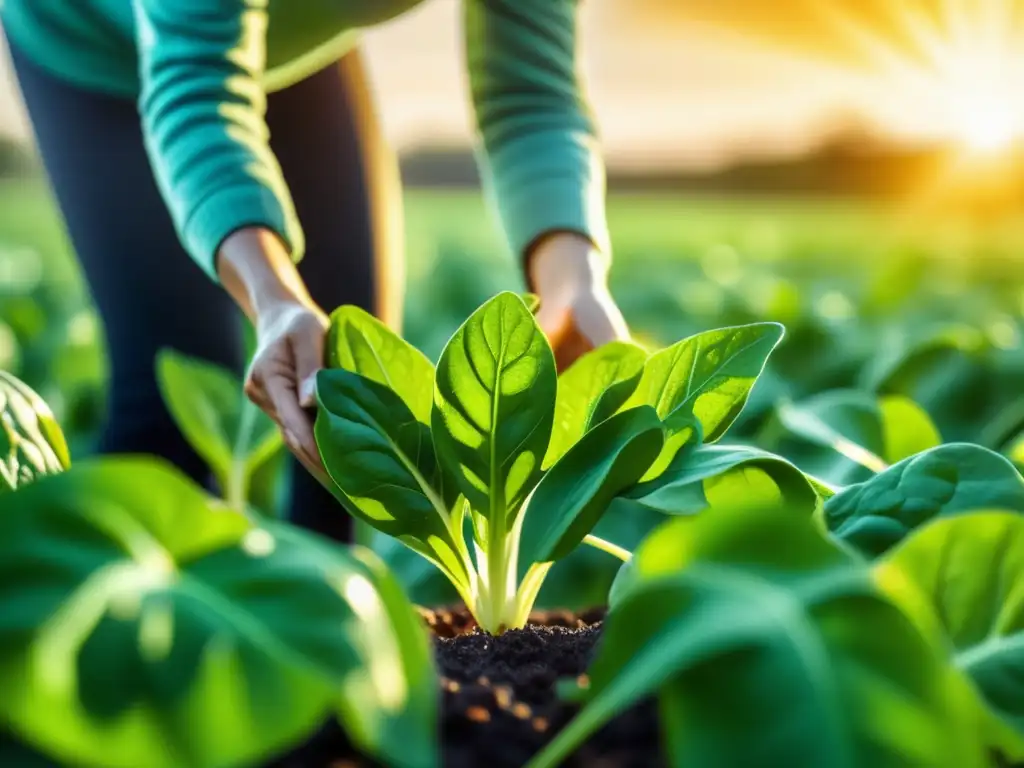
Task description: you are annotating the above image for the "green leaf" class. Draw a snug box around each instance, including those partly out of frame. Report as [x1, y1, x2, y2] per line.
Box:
[824, 443, 1024, 557]
[805, 473, 839, 500]
[624, 322, 784, 444]
[315, 369, 470, 591]
[545, 341, 648, 467]
[267, 525, 440, 768]
[529, 506, 987, 768]
[865, 325, 988, 396]
[155, 350, 281, 502]
[876, 512, 1024, 758]
[880, 396, 944, 463]
[0, 369, 70, 493]
[345, 546, 439, 767]
[778, 390, 941, 473]
[325, 305, 435, 423]
[520, 406, 664, 566]
[609, 443, 820, 518]
[431, 291, 556, 522]
[0, 458, 435, 768]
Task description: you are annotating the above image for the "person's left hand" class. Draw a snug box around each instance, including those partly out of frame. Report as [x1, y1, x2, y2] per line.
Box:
[528, 232, 630, 371]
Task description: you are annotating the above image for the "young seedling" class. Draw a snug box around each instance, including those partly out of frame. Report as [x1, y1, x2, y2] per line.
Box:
[315, 291, 786, 634]
[155, 349, 284, 514]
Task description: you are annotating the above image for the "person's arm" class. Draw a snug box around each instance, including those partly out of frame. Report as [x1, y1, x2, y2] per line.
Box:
[464, 0, 627, 367]
[463, 0, 611, 277]
[132, 0, 304, 281]
[132, 0, 327, 469]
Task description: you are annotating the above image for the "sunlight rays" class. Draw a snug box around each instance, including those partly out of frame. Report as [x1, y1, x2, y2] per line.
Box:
[618, 0, 1024, 211]
[709, 0, 1024, 157]
[692, 0, 1024, 217]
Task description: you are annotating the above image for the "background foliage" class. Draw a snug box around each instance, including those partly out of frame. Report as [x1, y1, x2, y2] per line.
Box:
[6, 177, 1024, 607]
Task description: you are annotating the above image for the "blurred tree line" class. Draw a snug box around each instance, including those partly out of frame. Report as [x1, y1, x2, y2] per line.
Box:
[398, 118, 991, 205]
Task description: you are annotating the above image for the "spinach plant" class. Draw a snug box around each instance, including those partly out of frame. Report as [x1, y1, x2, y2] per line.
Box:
[155, 349, 285, 515]
[823, 442, 1024, 556]
[0, 372, 440, 768]
[773, 388, 941, 482]
[528, 504, 989, 768]
[315, 291, 794, 633]
[876, 512, 1024, 759]
[0, 456, 439, 768]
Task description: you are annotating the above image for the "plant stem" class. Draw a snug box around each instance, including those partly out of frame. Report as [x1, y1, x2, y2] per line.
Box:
[227, 401, 259, 514]
[583, 534, 632, 562]
[833, 436, 888, 474]
[510, 561, 553, 628]
[483, 528, 510, 633]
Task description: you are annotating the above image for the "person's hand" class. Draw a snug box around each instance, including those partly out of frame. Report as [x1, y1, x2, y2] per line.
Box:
[217, 227, 328, 476]
[528, 232, 630, 371]
[245, 298, 328, 474]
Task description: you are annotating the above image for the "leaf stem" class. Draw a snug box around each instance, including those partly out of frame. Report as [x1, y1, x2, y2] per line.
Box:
[227, 400, 258, 513]
[833, 436, 888, 474]
[510, 561, 554, 628]
[483, 523, 511, 633]
[583, 534, 632, 562]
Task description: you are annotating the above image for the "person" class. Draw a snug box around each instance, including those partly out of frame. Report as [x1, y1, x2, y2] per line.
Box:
[0, 0, 631, 542]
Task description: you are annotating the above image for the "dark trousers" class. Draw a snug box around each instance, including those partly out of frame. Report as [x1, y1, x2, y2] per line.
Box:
[9, 43, 403, 543]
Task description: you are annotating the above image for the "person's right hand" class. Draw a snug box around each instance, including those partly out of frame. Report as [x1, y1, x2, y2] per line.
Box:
[217, 226, 329, 477]
[244, 297, 328, 475]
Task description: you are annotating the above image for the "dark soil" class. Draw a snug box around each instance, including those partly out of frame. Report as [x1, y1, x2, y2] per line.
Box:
[269, 606, 663, 768]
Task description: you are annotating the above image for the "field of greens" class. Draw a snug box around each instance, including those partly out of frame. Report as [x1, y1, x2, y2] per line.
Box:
[6, 177, 1024, 766]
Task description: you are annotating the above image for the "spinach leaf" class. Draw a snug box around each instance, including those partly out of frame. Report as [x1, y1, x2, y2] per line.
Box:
[825, 443, 1024, 557]
[625, 322, 784, 444]
[325, 305, 434, 423]
[0, 458, 438, 768]
[610, 442, 820, 518]
[530, 506, 986, 768]
[155, 349, 281, 512]
[432, 292, 556, 522]
[545, 341, 648, 466]
[777, 389, 940, 475]
[520, 406, 664, 567]
[877, 512, 1024, 758]
[315, 369, 471, 594]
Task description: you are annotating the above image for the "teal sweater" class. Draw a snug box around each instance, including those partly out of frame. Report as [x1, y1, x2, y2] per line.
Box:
[0, 0, 609, 281]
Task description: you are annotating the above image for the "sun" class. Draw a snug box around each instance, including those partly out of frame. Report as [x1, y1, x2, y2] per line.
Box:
[796, 0, 1024, 159]
[955, 97, 1019, 155]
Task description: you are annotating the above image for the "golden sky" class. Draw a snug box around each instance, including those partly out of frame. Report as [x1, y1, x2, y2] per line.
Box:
[2, 0, 1024, 169]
